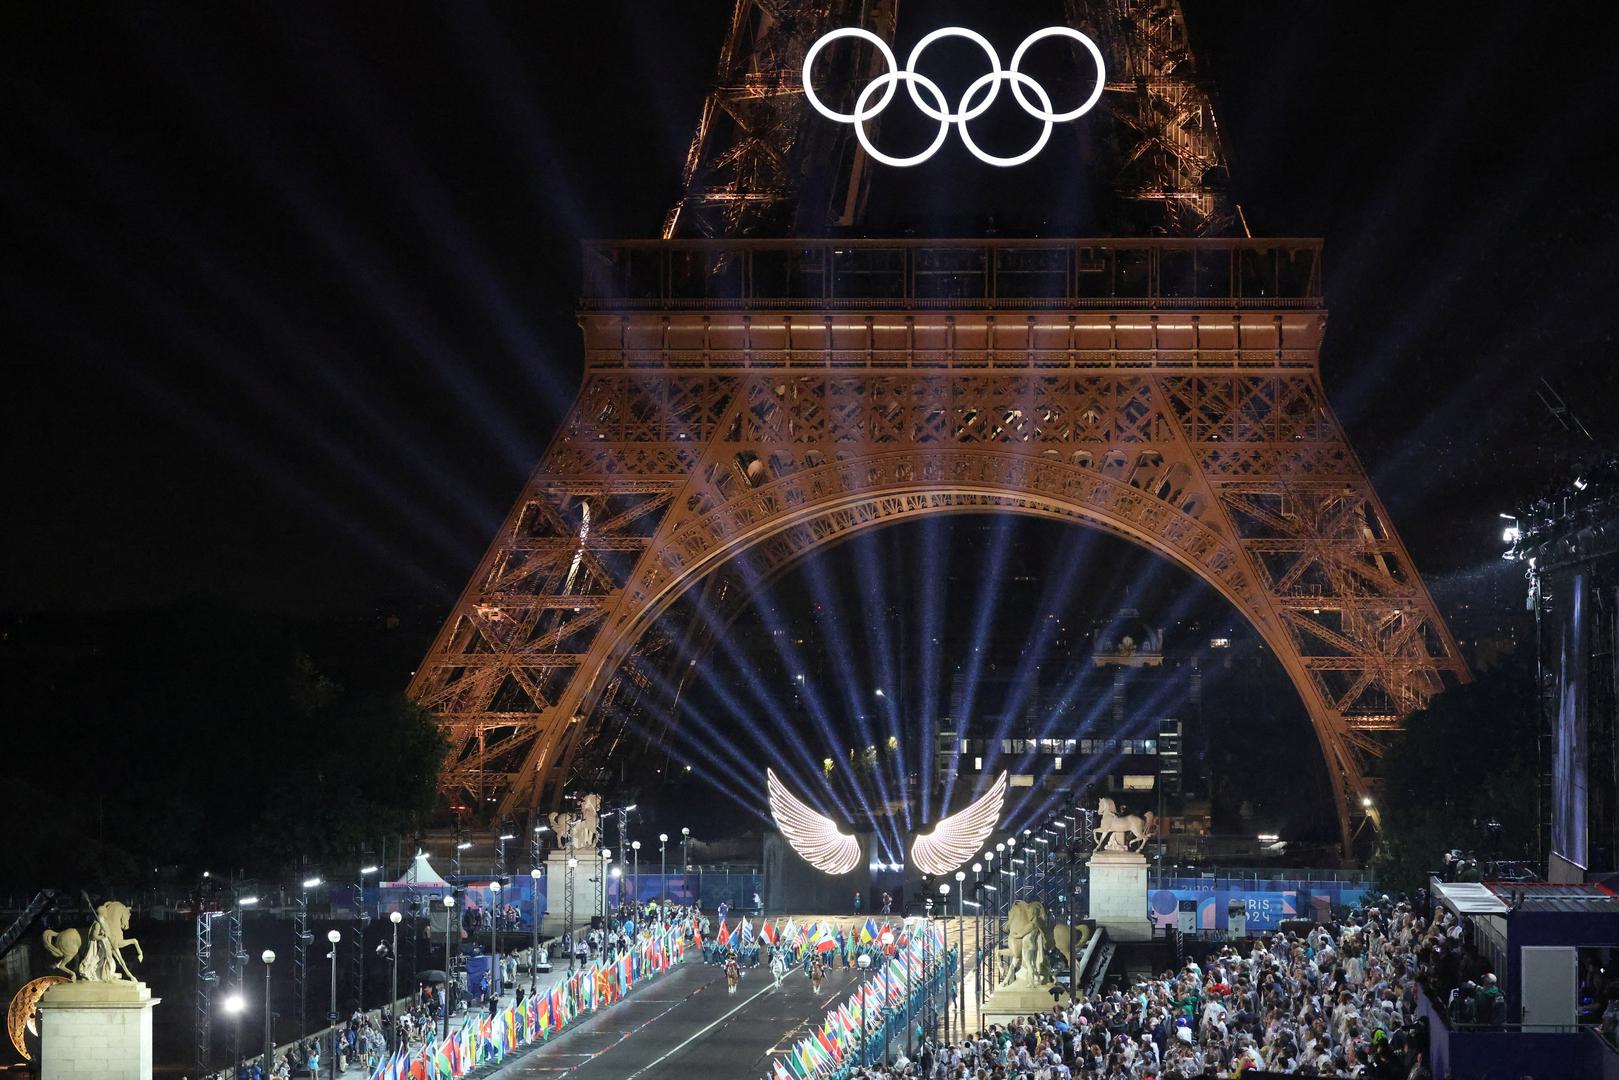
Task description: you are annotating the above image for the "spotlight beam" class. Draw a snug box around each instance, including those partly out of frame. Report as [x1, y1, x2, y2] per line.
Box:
[939, 514, 1016, 814]
[852, 530, 909, 831]
[798, 549, 905, 857]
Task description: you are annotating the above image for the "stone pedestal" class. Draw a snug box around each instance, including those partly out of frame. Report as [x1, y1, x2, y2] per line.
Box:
[1087, 850, 1151, 941]
[981, 982, 1066, 1026]
[39, 981, 159, 1080]
[542, 851, 604, 938]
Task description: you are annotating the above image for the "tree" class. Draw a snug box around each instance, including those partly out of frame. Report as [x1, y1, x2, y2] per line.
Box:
[1373, 652, 1538, 893]
[0, 605, 445, 888]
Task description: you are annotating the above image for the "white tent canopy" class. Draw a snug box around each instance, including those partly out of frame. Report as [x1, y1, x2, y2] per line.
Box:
[383, 852, 451, 888]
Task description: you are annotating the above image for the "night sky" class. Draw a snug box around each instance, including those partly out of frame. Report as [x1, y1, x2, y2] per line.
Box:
[4, 1, 1616, 619]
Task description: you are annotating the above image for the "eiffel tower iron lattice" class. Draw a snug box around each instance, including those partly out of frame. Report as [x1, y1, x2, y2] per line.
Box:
[408, 0, 1467, 852]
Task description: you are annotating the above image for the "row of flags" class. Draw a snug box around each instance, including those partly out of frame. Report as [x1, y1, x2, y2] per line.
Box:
[763, 922, 949, 1080]
[367, 921, 690, 1080]
[712, 916, 896, 955]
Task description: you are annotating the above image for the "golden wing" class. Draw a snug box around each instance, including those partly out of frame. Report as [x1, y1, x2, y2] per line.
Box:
[767, 769, 861, 875]
[910, 771, 1008, 876]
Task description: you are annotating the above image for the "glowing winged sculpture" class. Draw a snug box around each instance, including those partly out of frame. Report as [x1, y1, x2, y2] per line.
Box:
[767, 768, 1008, 878]
[767, 768, 862, 875]
[911, 771, 1008, 876]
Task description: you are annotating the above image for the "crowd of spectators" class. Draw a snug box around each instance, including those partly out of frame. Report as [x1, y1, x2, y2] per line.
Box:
[841, 895, 1457, 1078]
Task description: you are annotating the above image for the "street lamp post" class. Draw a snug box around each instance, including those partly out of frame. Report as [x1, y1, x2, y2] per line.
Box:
[489, 880, 502, 1000]
[326, 929, 341, 1080]
[529, 868, 542, 993]
[954, 870, 966, 1029]
[630, 840, 641, 912]
[441, 894, 456, 1040]
[972, 863, 984, 1006]
[938, 883, 951, 1043]
[680, 827, 690, 874]
[658, 834, 669, 910]
[903, 919, 915, 1058]
[355, 863, 380, 1033]
[565, 857, 578, 972]
[1066, 844, 1077, 1004]
[260, 950, 275, 1074]
[856, 951, 872, 1068]
[388, 911, 401, 1048]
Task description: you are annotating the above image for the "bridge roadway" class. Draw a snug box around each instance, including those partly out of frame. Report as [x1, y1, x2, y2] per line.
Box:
[488, 959, 873, 1080]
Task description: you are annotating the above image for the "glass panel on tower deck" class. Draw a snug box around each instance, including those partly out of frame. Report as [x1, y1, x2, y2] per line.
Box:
[831, 247, 905, 300]
[913, 247, 986, 300]
[994, 246, 1067, 299]
[751, 247, 827, 302]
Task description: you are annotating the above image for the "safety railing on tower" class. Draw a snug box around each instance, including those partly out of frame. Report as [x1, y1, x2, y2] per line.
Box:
[581, 238, 1323, 311]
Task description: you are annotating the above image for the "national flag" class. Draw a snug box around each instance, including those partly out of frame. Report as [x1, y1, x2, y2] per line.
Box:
[716, 917, 730, 947]
[739, 917, 754, 946]
[811, 922, 836, 953]
[815, 1026, 841, 1063]
[782, 918, 800, 946]
[859, 917, 878, 944]
[772, 1059, 795, 1080]
[760, 919, 777, 946]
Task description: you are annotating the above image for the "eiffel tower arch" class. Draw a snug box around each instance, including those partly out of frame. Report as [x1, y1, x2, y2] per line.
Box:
[408, 1, 1468, 852]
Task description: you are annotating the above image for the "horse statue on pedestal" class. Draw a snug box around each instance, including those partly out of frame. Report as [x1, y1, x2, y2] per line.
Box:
[1093, 798, 1155, 852]
[548, 793, 602, 852]
[998, 900, 1052, 988]
[42, 901, 143, 982]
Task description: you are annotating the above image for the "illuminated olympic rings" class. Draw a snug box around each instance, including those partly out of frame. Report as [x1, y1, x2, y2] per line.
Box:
[802, 26, 1106, 168]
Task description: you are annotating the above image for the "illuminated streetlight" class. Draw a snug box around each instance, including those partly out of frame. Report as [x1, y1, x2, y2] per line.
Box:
[529, 869, 542, 993]
[259, 951, 275, 1071]
[441, 894, 457, 1038]
[325, 930, 341, 1080]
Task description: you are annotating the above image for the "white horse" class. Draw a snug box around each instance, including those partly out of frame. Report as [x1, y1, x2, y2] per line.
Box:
[1093, 798, 1155, 852]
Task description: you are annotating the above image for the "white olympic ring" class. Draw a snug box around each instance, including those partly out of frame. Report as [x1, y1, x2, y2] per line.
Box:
[802, 25, 1106, 168]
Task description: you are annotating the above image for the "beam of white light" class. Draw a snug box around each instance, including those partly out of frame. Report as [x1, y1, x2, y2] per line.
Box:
[849, 530, 910, 832]
[939, 514, 1016, 813]
[916, 515, 949, 823]
[976, 525, 1100, 780]
[911, 771, 1007, 877]
[798, 550, 905, 857]
[667, 565, 861, 823]
[767, 769, 861, 875]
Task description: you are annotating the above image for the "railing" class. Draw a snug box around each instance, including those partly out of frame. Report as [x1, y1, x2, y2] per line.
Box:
[582, 238, 1323, 311]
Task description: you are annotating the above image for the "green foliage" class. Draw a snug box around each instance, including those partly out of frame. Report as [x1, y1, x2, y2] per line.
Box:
[1373, 653, 1538, 893]
[0, 606, 445, 888]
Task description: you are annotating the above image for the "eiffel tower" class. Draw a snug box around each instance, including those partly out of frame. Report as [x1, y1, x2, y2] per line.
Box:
[408, 0, 1468, 852]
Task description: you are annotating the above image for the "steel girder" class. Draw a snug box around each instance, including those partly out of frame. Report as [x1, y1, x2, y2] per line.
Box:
[408, 253, 1467, 851]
